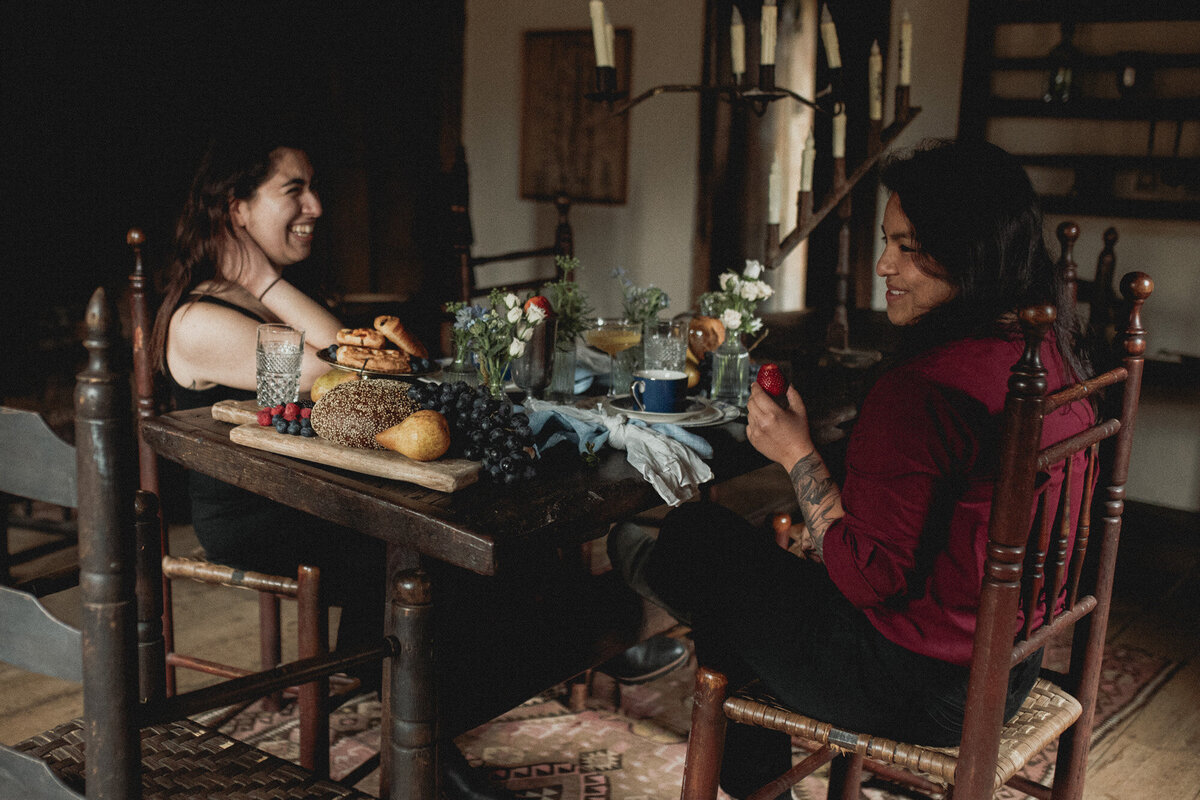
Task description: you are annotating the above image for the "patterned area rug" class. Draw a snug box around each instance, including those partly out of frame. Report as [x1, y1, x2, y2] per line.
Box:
[197, 640, 1176, 799]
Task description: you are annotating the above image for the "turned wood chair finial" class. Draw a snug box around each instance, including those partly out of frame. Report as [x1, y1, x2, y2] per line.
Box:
[1055, 221, 1079, 306]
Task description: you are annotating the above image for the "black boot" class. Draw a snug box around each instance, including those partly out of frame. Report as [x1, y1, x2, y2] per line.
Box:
[598, 635, 691, 684]
[441, 743, 518, 800]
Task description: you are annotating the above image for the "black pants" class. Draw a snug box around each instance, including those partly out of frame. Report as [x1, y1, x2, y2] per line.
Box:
[189, 473, 387, 656]
[643, 502, 1040, 794]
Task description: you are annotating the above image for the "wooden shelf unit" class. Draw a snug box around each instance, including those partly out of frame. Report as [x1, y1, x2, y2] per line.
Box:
[959, 4, 1200, 221]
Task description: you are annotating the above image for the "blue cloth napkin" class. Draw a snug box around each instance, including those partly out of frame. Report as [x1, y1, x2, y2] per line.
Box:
[521, 400, 715, 505]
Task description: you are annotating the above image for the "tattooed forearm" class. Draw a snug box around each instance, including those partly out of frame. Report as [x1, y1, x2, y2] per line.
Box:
[788, 451, 844, 561]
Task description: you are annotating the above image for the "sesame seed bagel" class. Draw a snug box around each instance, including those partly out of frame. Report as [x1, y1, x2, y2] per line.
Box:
[310, 379, 419, 450]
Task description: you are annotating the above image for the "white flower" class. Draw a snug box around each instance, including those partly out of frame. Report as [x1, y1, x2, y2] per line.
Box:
[738, 282, 761, 301]
[519, 324, 535, 342]
[747, 316, 764, 334]
[756, 280, 774, 300]
[506, 305, 522, 323]
[525, 304, 547, 324]
[508, 338, 526, 358]
[721, 309, 743, 332]
[718, 272, 738, 291]
[503, 292, 520, 309]
[743, 259, 762, 280]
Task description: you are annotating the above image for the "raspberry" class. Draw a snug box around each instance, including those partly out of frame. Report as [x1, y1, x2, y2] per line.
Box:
[282, 406, 298, 421]
[756, 364, 789, 409]
[299, 407, 312, 419]
[284, 402, 299, 416]
[272, 404, 284, 416]
[256, 408, 273, 426]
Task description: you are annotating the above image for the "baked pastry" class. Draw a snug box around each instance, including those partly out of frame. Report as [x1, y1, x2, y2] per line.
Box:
[335, 345, 409, 374]
[373, 315, 429, 359]
[336, 327, 386, 349]
[310, 379, 420, 450]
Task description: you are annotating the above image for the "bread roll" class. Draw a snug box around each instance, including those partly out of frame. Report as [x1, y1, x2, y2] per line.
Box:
[335, 345, 408, 373]
[310, 379, 420, 449]
[374, 315, 429, 359]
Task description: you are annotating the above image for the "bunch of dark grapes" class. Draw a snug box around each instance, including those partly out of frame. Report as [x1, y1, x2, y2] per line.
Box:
[406, 381, 537, 483]
[256, 401, 316, 437]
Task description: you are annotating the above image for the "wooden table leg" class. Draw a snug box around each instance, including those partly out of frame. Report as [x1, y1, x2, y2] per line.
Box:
[383, 567, 436, 800]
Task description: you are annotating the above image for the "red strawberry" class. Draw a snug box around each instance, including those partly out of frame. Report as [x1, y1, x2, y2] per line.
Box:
[524, 295, 552, 316]
[756, 364, 789, 408]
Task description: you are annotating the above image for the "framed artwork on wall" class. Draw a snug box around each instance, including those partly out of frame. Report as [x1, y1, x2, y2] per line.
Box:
[520, 29, 631, 204]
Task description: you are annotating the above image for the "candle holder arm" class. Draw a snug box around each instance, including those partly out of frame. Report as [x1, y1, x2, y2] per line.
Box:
[766, 107, 921, 269]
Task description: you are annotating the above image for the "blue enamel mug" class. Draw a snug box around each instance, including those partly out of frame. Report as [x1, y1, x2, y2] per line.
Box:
[630, 369, 689, 413]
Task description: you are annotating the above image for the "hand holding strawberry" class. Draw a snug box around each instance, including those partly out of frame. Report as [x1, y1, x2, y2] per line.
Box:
[756, 363, 789, 409]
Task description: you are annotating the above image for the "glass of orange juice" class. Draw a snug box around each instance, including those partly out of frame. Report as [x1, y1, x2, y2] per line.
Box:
[583, 318, 642, 398]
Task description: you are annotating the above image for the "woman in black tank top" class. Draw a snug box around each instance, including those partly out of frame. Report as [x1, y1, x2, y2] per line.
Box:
[150, 132, 384, 664]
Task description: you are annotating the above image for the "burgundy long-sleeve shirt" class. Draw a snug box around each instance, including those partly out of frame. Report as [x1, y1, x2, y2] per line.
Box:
[822, 333, 1093, 666]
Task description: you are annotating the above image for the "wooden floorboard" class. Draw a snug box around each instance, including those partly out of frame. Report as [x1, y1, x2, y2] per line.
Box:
[2, 506, 1198, 799]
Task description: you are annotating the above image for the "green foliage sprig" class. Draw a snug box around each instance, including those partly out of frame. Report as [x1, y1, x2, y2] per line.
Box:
[542, 255, 593, 349]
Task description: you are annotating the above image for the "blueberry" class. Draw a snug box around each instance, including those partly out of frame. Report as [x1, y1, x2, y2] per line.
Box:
[488, 428, 508, 445]
[287, 421, 301, 435]
[514, 425, 533, 441]
[463, 444, 482, 461]
[274, 419, 288, 433]
[500, 456, 516, 474]
[300, 426, 317, 438]
[510, 412, 529, 427]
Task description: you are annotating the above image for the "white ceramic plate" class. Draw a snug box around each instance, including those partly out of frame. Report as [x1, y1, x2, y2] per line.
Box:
[603, 396, 740, 427]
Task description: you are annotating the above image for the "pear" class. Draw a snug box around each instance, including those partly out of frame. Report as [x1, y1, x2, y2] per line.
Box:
[375, 410, 451, 461]
[310, 368, 359, 403]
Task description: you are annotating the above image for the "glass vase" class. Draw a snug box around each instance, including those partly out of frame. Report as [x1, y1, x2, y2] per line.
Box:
[710, 335, 750, 406]
[547, 340, 577, 402]
[479, 355, 510, 400]
[442, 341, 479, 386]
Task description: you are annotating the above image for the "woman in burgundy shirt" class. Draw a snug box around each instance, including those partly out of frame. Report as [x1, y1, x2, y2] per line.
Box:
[609, 139, 1094, 798]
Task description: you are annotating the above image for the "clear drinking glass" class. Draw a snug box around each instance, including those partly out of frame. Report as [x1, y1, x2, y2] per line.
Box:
[511, 319, 552, 404]
[642, 319, 688, 373]
[583, 318, 642, 398]
[256, 323, 304, 407]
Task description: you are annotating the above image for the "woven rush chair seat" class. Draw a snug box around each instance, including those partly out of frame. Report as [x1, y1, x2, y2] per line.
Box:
[725, 675, 1082, 792]
[13, 718, 366, 799]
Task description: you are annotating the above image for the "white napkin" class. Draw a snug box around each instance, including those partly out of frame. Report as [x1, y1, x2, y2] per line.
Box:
[525, 399, 714, 506]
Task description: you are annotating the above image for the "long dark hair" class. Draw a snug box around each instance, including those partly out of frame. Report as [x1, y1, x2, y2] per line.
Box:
[149, 131, 307, 371]
[879, 138, 1088, 378]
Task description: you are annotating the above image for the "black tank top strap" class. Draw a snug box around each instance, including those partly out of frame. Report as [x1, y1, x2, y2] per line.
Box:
[167, 293, 265, 411]
[184, 292, 269, 322]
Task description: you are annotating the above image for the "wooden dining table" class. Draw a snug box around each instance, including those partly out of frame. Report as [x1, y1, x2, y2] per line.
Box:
[139, 398, 784, 799]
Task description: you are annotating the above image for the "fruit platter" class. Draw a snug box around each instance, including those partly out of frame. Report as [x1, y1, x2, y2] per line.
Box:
[214, 375, 543, 493]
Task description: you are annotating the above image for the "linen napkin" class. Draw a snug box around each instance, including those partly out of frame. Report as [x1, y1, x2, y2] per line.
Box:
[522, 399, 714, 506]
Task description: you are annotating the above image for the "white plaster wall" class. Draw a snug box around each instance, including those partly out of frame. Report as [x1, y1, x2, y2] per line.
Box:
[464, 0, 1199, 511]
[463, 0, 703, 318]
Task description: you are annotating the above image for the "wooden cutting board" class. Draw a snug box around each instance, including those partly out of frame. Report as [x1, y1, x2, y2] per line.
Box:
[213, 400, 479, 493]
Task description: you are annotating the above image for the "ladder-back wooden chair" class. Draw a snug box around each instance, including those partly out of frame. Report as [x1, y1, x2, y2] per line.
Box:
[448, 146, 574, 304]
[681, 272, 1153, 800]
[0, 287, 415, 799]
[0, 409, 79, 596]
[1056, 221, 1120, 337]
[127, 228, 342, 777]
